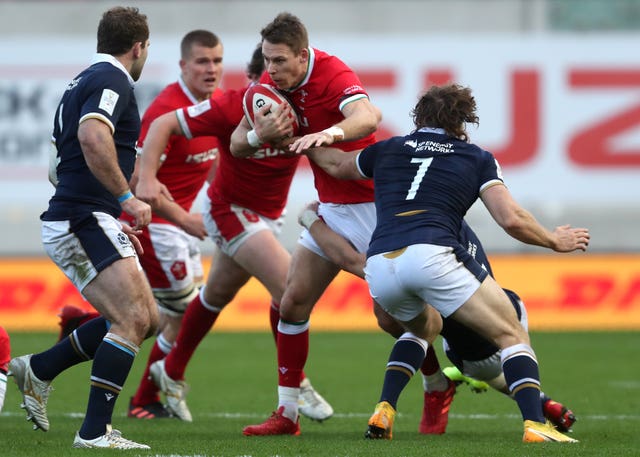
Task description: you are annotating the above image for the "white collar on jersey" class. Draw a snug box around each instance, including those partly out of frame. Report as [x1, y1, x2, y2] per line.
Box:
[417, 127, 446, 134]
[178, 75, 199, 105]
[286, 47, 315, 92]
[91, 53, 135, 85]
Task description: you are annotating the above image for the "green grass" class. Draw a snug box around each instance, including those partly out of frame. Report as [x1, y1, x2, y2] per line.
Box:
[1, 331, 639, 456]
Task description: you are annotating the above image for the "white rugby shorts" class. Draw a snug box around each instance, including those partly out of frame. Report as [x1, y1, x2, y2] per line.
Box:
[364, 243, 482, 321]
[137, 222, 203, 315]
[42, 212, 140, 293]
[299, 201, 375, 259]
[203, 197, 284, 257]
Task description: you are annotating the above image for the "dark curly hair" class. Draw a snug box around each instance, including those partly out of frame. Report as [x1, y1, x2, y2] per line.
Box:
[97, 7, 149, 56]
[411, 84, 479, 142]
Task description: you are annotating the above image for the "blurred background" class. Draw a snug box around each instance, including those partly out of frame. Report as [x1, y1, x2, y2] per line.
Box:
[0, 0, 639, 330]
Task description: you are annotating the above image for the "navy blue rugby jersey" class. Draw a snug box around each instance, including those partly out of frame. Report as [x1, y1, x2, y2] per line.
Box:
[42, 54, 140, 220]
[357, 128, 503, 257]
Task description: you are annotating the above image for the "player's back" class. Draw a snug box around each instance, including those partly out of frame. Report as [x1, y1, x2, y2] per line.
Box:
[45, 60, 139, 220]
[359, 130, 502, 255]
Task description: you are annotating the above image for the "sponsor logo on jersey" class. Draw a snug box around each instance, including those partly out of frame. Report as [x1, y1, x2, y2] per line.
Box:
[66, 77, 82, 91]
[343, 84, 364, 95]
[98, 89, 119, 116]
[250, 147, 289, 159]
[186, 99, 211, 118]
[185, 148, 218, 164]
[407, 140, 454, 154]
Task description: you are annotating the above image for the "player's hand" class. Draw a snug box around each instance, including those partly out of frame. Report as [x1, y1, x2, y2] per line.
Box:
[121, 197, 152, 230]
[300, 200, 319, 217]
[180, 213, 208, 240]
[297, 201, 321, 230]
[271, 135, 301, 156]
[120, 222, 144, 255]
[551, 225, 590, 252]
[254, 103, 295, 144]
[289, 130, 337, 154]
[135, 176, 174, 208]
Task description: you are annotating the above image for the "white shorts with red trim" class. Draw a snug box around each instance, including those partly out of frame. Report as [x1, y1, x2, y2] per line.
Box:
[202, 197, 284, 257]
[139, 222, 203, 315]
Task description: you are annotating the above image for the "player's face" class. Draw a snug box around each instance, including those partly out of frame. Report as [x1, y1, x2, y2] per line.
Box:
[130, 39, 150, 82]
[180, 43, 224, 101]
[262, 40, 308, 90]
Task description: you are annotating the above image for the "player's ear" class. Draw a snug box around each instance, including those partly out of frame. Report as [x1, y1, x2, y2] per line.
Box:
[132, 41, 143, 58]
[299, 48, 309, 64]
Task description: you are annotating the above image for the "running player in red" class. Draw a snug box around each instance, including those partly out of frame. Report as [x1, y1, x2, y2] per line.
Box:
[124, 30, 224, 419]
[134, 44, 333, 423]
[230, 13, 380, 436]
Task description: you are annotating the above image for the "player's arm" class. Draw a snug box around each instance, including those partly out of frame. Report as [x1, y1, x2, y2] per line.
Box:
[151, 199, 207, 240]
[134, 111, 207, 239]
[78, 118, 151, 228]
[230, 103, 294, 158]
[135, 111, 179, 208]
[304, 146, 364, 180]
[480, 183, 590, 252]
[289, 98, 380, 154]
[298, 202, 365, 278]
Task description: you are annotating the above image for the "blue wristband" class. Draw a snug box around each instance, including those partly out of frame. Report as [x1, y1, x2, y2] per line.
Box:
[117, 190, 134, 203]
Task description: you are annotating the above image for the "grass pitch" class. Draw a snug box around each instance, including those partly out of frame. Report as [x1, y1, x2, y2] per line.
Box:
[1, 331, 638, 456]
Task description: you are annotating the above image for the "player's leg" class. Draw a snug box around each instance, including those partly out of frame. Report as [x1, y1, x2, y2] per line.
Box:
[77, 254, 157, 438]
[149, 250, 251, 421]
[449, 276, 577, 442]
[232, 223, 334, 422]
[23, 213, 157, 447]
[129, 224, 199, 419]
[243, 245, 339, 436]
[364, 253, 443, 440]
[57, 306, 101, 342]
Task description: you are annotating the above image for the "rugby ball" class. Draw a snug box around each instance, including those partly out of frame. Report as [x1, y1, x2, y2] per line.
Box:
[242, 83, 299, 135]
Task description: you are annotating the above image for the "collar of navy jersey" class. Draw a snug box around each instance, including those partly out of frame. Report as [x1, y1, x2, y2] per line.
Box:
[91, 53, 135, 86]
[417, 127, 446, 134]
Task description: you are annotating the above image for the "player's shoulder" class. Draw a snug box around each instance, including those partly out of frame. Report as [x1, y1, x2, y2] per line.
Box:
[143, 82, 186, 118]
[311, 47, 354, 75]
[86, 61, 130, 86]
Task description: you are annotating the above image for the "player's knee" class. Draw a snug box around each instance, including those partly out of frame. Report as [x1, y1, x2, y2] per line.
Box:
[374, 304, 403, 338]
[146, 308, 160, 338]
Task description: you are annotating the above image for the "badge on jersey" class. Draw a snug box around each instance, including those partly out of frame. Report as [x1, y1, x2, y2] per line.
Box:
[186, 99, 211, 118]
[98, 89, 119, 116]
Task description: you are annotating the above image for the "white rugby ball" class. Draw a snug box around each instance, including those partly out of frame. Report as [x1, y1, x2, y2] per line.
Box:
[242, 83, 299, 134]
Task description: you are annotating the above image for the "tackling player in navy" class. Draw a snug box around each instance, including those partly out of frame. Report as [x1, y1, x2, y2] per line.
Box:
[297, 201, 577, 435]
[9, 7, 156, 450]
[301, 83, 589, 443]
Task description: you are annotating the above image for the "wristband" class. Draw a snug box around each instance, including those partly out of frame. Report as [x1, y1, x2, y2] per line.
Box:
[321, 126, 345, 142]
[247, 129, 262, 148]
[298, 209, 320, 230]
[117, 190, 134, 204]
